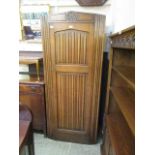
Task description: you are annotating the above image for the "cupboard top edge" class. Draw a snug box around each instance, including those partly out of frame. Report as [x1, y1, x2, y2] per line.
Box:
[110, 26, 135, 38]
[42, 11, 106, 23]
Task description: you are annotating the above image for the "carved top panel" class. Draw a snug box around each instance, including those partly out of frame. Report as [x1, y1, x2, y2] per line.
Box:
[65, 12, 79, 22]
[48, 11, 105, 23]
[110, 26, 135, 49]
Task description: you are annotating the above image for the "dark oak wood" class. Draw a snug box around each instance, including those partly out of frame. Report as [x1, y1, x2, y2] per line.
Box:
[76, 0, 107, 6]
[111, 87, 135, 134]
[110, 26, 135, 49]
[111, 67, 133, 89]
[19, 104, 32, 122]
[106, 114, 134, 155]
[42, 11, 106, 143]
[101, 126, 116, 155]
[19, 82, 46, 135]
[104, 129, 110, 155]
[113, 66, 135, 89]
[101, 26, 135, 155]
[19, 120, 30, 151]
[112, 49, 135, 67]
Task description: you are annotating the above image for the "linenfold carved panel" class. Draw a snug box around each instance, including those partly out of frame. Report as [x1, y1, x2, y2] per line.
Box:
[57, 73, 87, 131]
[55, 30, 88, 64]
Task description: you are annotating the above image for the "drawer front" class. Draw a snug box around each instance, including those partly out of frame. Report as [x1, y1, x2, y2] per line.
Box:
[19, 84, 43, 94]
[19, 93, 45, 131]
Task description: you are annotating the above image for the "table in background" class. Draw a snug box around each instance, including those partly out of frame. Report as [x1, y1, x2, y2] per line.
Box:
[19, 120, 34, 155]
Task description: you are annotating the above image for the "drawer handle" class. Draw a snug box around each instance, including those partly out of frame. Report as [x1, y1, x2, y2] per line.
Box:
[30, 86, 36, 91]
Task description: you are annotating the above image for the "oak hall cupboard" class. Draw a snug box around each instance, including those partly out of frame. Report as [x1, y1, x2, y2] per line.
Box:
[42, 11, 106, 143]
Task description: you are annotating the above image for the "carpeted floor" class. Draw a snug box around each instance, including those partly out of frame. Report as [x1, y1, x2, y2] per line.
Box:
[34, 133, 101, 155]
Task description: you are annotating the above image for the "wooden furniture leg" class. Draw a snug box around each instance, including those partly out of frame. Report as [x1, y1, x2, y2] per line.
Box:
[35, 60, 40, 81]
[28, 123, 35, 155]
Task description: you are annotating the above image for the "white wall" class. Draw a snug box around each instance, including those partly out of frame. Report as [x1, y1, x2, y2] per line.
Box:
[111, 0, 134, 32]
[21, 0, 134, 33]
[20, 0, 134, 52]
[19, 13, 22, 40]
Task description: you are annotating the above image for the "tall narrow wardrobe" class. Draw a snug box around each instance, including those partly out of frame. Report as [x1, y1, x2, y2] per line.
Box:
[42, 11, 106, 144]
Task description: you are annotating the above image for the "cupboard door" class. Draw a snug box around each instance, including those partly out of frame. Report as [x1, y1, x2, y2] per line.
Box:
[46, 23, 95, 143]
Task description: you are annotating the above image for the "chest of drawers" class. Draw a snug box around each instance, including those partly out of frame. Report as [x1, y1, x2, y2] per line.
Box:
[19, 82, 46, 135]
